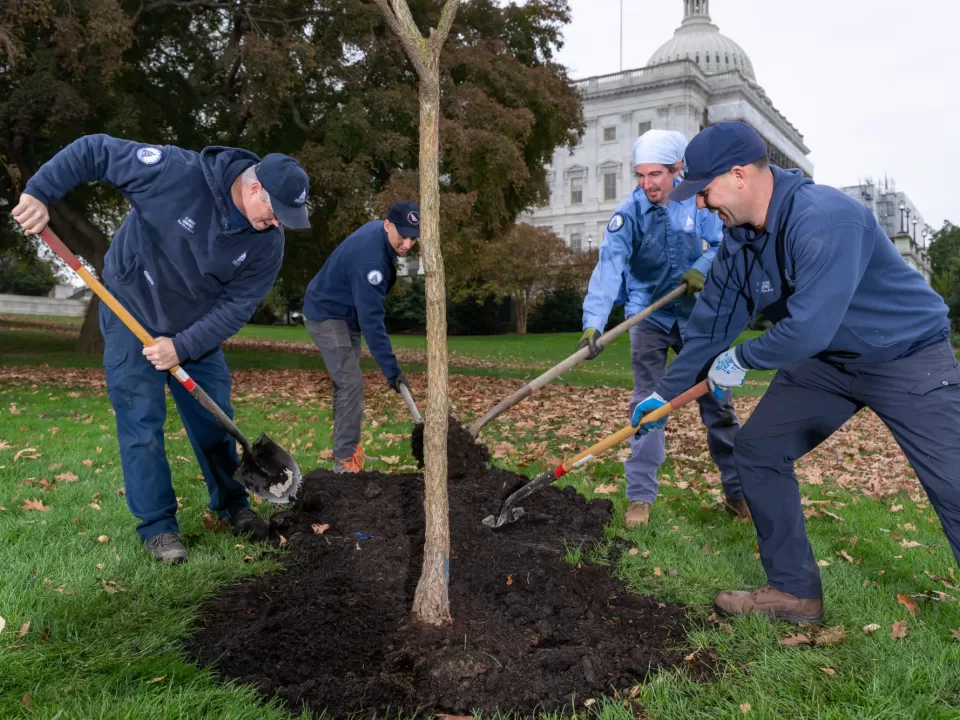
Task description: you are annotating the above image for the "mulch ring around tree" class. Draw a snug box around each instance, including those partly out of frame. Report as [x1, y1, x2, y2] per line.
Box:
[187, 422, 718, 717]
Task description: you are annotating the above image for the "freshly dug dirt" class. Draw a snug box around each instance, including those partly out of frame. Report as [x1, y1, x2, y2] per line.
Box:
[410, 416, 489, 473]
[188, 429, 710, 717]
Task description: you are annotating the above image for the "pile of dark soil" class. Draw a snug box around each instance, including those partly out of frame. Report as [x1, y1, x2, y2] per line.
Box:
[188, 424, 709, 717]
[410, 416, 489, 472]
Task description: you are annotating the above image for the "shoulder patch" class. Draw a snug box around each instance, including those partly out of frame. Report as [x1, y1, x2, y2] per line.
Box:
[607, 213, 625, 233]
[136, 146, 163, 165]
[366, 269, 384, 286]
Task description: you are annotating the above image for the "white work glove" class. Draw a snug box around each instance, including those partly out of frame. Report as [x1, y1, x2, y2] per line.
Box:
[708, 349, 747, 398]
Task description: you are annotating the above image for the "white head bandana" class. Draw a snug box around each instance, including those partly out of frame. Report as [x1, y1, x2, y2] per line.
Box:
[632, 129, 688, 168]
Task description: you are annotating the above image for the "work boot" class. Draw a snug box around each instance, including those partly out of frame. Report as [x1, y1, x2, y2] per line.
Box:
[334, 445, 368, 474]
[624, 500, 651, 528]
[143, 532, 188, 565]
[715, 585, 825, 625]
[723, 497, 753, 522]
[229, 507, 270, 542]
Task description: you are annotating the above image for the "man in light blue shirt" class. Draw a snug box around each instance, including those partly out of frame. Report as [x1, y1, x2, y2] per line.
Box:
[579, 129, 745, 527]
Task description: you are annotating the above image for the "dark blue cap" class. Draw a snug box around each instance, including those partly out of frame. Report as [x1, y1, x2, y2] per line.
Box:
[669, 122, 767, 202]
[387, 201, 421, 238]
[256, 154, 310, 230]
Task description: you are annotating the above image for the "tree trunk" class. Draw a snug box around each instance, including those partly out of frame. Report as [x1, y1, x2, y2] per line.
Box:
[374, 0, 460, 629]
[514, 294, 528, 334]
[76, 296, 103, 354]
[411, 64, 452, 626]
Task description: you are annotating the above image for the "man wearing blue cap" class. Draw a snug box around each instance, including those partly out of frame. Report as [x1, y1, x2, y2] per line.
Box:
[580, 129, 745, 528]
[12, 134, 311, 564]
[302, 202, 419, 473]
[634, 121, 960, 623]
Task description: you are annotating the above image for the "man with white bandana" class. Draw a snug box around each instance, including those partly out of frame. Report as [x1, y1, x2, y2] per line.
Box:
[579, 129, 746, 527]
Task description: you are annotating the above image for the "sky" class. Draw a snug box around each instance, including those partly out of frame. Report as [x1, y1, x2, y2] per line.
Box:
[551, 0, 959, 232]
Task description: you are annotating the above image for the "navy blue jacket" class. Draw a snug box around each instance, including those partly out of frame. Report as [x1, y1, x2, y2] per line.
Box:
[302, 221, 400, 380]
[657, 166, 950, 399]
[24, 135, 284, 362]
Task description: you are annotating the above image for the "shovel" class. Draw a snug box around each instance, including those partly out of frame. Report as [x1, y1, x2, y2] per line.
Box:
[482, 379, 709, 528]
[468, 284, 688, 438]
[38, 227, 301, 504]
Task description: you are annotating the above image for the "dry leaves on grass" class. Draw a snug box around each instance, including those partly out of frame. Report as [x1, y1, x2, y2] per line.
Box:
[891, 621, 908, 639]
[21, 499, 48, 512]
[146, 676, 165, 684]
[897, 594, 919, 617]
[0, 616, 4, 634]
[13, 448, 40, 461]
[55, 471, 79, 482]
[102, 580, 127, 595]
[779, 625, 845, 647]
[739, 703, 751, 715]
[952, 629, 960, 642]
[820, 667, 837, 676]
[863, 623, 881, 635]
[380, 456, 399, 465]
[19, 621, 30, 637]
[593, 483, 618, 494]
[318, 449, 334, 460]
[202, 510, 226, 532]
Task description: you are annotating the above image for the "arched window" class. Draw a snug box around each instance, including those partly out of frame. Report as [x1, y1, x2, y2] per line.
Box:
[705, 53, 709, 63]
[695, 52, 700, 63]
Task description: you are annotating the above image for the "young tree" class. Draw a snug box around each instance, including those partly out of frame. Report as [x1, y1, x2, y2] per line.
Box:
[372, 0, 460, 627]
[482, 223, 577, 334]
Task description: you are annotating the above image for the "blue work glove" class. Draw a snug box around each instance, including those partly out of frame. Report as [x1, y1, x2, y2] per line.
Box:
[631, 392, 667, 437]
[708, 349, 747, 398]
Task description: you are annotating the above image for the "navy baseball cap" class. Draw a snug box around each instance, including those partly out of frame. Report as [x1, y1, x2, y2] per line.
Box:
[256, 154, 310, 230]
[669, 122, 767, 202]
[387, 201, 421, 238]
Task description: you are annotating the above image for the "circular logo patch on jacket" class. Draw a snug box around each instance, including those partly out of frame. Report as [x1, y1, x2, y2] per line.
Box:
[136, 147, 163, 165]
[367, 269, 383, 285]
[607, 213, 625, 233]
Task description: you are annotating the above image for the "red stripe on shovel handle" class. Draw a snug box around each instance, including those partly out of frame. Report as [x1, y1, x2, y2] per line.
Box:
[39, 228, 83, 271]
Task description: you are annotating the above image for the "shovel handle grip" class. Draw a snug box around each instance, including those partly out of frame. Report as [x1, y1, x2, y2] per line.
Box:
[37, 227, 251, 453]
[553, 379, 710, 479]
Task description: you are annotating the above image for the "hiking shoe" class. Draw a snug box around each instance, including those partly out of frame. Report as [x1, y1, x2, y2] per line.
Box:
[334, 445, 369, 474]
[144, 533, 188, 565]
[715, 585, 825, 625]
[229, 507, 270, 542]
[723, 497, 753, 522]
[624, 500, 651, 528]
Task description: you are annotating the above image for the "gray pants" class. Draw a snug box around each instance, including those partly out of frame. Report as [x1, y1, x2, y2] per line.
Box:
[305, 318, 363, 459]
[626, 320, 742, 503]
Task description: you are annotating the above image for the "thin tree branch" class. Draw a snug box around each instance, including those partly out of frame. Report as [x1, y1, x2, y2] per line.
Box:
[430, 0, 461, 57]
[372, 0, 426, 77]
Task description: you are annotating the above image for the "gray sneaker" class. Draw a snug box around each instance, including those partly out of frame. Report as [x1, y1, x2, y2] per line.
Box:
[143, 533, 188, 565]
[229, 507, 270, 542]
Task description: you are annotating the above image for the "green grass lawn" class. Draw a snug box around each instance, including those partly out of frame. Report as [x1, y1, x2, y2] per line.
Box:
[2, 320, 960, 719]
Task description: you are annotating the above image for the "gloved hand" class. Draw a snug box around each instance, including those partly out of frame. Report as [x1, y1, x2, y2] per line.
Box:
[578, 327, 603, 360]
[708, 349, 747, 398]
[631, 392, 668, 437]
[681, 268, 705, 295]
[388, 370, 410, 393]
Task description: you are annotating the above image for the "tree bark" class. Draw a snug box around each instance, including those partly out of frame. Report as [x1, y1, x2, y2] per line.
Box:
[514, 294, 528, 334]
[373, 0, 461, 628]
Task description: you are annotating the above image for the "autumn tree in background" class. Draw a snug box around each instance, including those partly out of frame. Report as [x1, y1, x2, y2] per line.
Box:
[928, 221, 960, 333]
[1, 0, 582, 352]
[482, 223, 578, 334]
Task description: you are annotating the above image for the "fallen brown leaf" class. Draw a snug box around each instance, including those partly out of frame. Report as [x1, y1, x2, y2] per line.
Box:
[819, 667, 837, 676]
[814, 625, 847, 645]
[97, 535, 110, 544]
[146, 676, 165, 684]
[21, 498, 48, 512]
[593, 483, 618, 494]
[779, 632, 813, 646]
[279, 535, 287, 546]
[628, 548, 638, 556]
[837, 550, 855, 564]
[899, 539, 923, 549]
[380, 456, 399, 465]
[653, 567, 661, 576]
[506, 575, 513, 585]
[0, 616, 4, 634]
[890, 621, 908, 639]
[311, 523, 330, 535]
[22, 691, 33, 709]
[55, 471, 79, 483]
[319, 449, 334, 460]
[14, 448, 40, 461]
[890, 504, 904, 512]
[951, 629, 960, 642]
[817, 560, 831, 567]
[82, 459, 93, 467]
[740, 703, 751, 715]
[19, 621, 30, 637]
[863, 623, 881, 635]
[897, 594, 919, 617]
[202, 510, 225, 532]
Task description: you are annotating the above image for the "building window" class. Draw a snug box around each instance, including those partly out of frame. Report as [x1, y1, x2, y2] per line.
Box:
[570, 176, 583, 205]
[603, 172, 618, 202]
[705, 53, 710, 63]
[603, 126, 617, 143]
[570, 232, 582, 252]
[716, 53, 720, 63]
[638, 120, 652, 136]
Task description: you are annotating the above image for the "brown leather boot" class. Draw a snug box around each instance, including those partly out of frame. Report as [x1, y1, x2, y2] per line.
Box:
[715, 585, 824, 624]
[723, 497, 753, 522]
[624, 500, 651, 528]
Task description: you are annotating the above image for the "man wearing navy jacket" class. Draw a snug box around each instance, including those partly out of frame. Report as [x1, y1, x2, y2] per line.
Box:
[303, 203, 419, 473]
[633, 122, 960, 624]
[12, 134, 310, 565]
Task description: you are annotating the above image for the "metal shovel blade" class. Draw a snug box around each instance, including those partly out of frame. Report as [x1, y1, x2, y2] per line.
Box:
[233, 433, 302, 504]
[481, 467, 556, 528]
[481, 505, 525, 528]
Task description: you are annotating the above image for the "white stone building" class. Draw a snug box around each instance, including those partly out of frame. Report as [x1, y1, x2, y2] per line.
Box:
[523, 0, 812, 251]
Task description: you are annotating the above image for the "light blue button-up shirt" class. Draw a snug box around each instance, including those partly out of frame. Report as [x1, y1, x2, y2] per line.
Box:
[582, 181, 724, 334]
